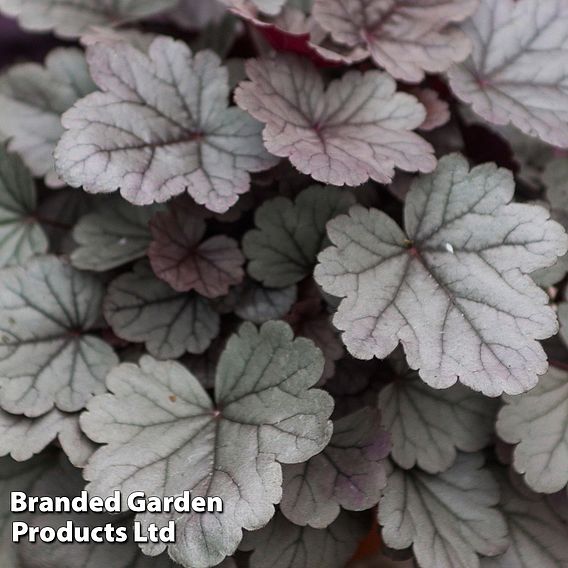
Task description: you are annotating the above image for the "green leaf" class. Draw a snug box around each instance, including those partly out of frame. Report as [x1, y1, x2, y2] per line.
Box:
[71, 198, 161, 272]
[379, 454, 509, 568]
[234, 281, 297, 324]
[497, 365, 568, 494]
[0, 146, 47, 268]
[82, 322, 333, 567]
[0, 48, 95, 186]
[241, 510, 370, 568]
[379, 356, 498, 473]
[104, 262, 220, 359]
[243, 185, 356, 287]
[0, 255, 118, 417]
[481, 471, 568, 567]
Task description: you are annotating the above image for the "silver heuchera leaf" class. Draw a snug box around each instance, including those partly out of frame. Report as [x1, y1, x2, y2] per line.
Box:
[71, 198, 162, 272]
[481, 471, 568, 567]
[0, 255, 118, 417]
[240, 510, 370, 568]
[243, 185, 356, 287]
[448, 0, 568, 148]
[379, 454, 509, 568]
[0, 146, 48, 268]
[235, 54, 436, 186]
[234, 281, 297, 324]
[81, 322, 333, 568]
[19, 457, 179, 568]
[315, 153, 568, 397]
[0, 0, 177, 38]
[0, 48, 95, 187]
[104, 262, 220, 359]
[280, 407, 390, 528]
[379, 356, 498, 473]
[0, 454, 52, 567]
[55, 38, 277, 213]
[497, 366, 568, 495]
[313, 0, 477, 83]
[0, 408, 95, 467]
[221, 0, 286, 16]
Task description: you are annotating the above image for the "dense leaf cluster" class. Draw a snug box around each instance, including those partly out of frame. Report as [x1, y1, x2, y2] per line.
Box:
[0, 0, 567, 567]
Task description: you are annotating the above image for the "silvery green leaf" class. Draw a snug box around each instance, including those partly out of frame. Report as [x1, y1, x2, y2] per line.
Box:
[315, 153, 568, 396]
[82, 322, 333, 567]
[166, 0, 226, 30]
[0, 146, 47, 268]
[104, 262, 220, 359]
[481, 470, 568, 567]
[313, 0, 477, 83]
[379, 357, 498, 473]
[235, 55, 436, 186]
[497, 365, 568, 494]
[243, 185, 356, 288]
[55, 38, 277, 213]
[0, 407, 95, 467]
[0, 454, 52, 567]
[19, 457, 179, 568]
[281, 408, 390, 528]
[235, 281, 297, 324]
[0, 48, 95, 186]
[241, 510, 370, 568]
[448, 0, 568, 148]
[379, 454, 509, 568]
[0, 255, 118, 417]
[0, 0, 177, 38]
[71, 198, 161, 272]
[221, 0, 286, 16]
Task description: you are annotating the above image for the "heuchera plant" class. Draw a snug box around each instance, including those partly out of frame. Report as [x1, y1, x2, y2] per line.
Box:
[0, 0, 568, 567]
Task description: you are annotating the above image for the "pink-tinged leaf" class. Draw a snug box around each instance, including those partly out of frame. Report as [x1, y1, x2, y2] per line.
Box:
[313, 0, 478, 83]
[285, 296, 344, 382]
[228, 2, 367, 66]
[315, 154, 568, 397]
[55, 37, 277, 213]
[448, 0, 568, 148]
[280, 407, 390, 528]
[409, 88, 451, 131]
[221, 0, 285, 16]
[235, 55, 436, 186]
[148, 207, 245, 297]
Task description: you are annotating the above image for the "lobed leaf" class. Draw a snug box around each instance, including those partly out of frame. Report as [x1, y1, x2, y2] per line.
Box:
[244, 185, 355, 287]
[149, 207, 245, 297]
[0, 407, 95, 467]
[240, 510, 370, 568]
[280, 407, 390, 528]
[315, 153, 568, 396]
[379, 454, 509, 568]
[313, 0, 477, 83]
[0, 255, 118, 417]
[71, 198, 162, 272]
[0, 0, 177, 38]
[0, 48, 95, 186]
[497, 365, 568, 495]
[448, 0, 568, 148]
[0, 146, 47, 268]
[104, 262, 220, 359]
[235, 54, 436, 186]
[82, 321, 333, 567]
[234, 281, 298, 324]
[55, 37, 277, 213]
[379, 356, 498, 473]
[481, 471, 568, 567]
